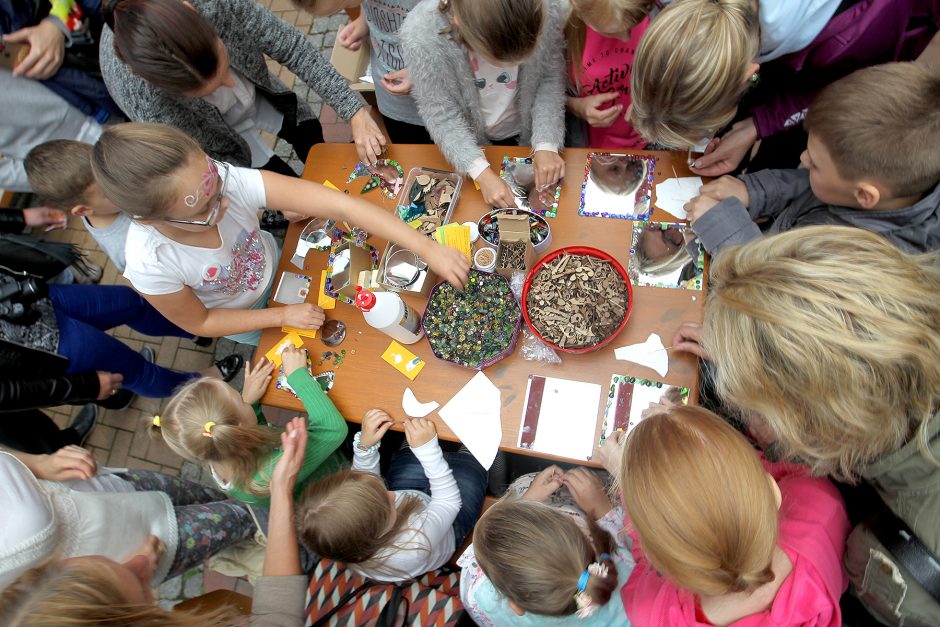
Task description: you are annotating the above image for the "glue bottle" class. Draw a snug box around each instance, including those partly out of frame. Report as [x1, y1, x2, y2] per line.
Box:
[354, 287, 424, 344]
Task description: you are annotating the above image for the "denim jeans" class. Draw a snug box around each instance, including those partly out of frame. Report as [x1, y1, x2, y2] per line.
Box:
[387, 447, 488, 547]
[50, 284, 198, 397]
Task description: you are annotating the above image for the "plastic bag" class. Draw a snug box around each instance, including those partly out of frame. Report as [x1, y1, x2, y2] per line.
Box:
[509, 271, 561, 364]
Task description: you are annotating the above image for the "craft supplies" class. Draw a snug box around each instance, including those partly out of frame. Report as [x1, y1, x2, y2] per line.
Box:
[378, 244, 436, 296]
[518, 375, 602, 461]
[281, 325, 319, 339]
[438, 371, 502, 469]
[523, 247, 632, 352]
[317, 270, 336, 309]
[354, 286, 424, 344]
[462, 221, 480, 243]
[324, 228, 380, 304]
[395, 167, 462, 235]
[273, 273, 312, 305]
[473, 247, 497, 272]
[654, 176, 703, 220]
[402, 388, 440, 418]
[292, 217, 335, 269]
[579, 152, 656, 220]
[381, 341, 426, 380]
[264, 332, 305, 367]
[275, 357, 335, 398]
[422, 270, 521, 370]
[599, 375, 689, 445]
[494, 214, 535, 278]
[433, 223, 473, 262]
[628, 221, 705, 290]
[347, 159, 404, 199]
[613, 333, 669, 377]
[478, 208, 552, 253]
[320, 319, 347, 347]
[499, 156, 562, 218]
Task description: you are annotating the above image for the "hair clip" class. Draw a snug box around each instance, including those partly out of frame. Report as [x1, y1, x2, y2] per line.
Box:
[202, 421, 217, 437]
[152, 415, 161, 428]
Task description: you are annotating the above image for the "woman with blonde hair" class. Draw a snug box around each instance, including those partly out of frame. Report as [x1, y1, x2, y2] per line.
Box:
[673, 225, 940, 624]
[618, 404, 850, 626]
[630, 0, 940, 175]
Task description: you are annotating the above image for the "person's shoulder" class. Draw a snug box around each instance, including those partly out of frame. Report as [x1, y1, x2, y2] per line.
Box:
[402, 0, 446, 36]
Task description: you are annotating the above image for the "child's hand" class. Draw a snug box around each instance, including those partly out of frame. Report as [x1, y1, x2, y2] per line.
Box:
[425, 241, 469, 289]
[684, 193, 721, 224]
[22, 206, 67, 231]
[569, 92, 622, 128]
[242, 358, 275, 404]
[272, 417, 308, 494]
[280, 303, 325, 330]
[350, 109, 388, 165]
[640, 395, 677, 421]
[380, 68, 413, 96]
[533, 151, 565, 191]
[699, 175, 749, 206]
[597, 430, 625, 475]
[671, 321, 710, 361]
[522, 465, 564, 501]
[477, 168, 517, 208]
[123, 534, 166, 592]
[32, 445, 98, 481]
[689, 118, 758, 177]
[563, 468, 613, 520]
[280, 346, 309, 378]
[404, 417, 437, 449]
[338, 14, 369, 51]
[360, 409, 394, 449]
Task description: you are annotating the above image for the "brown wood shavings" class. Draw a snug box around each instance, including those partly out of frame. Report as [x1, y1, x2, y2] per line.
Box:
[525, 253, 628, 349]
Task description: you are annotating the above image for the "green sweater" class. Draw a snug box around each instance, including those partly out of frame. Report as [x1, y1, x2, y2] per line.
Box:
[223, 369, 349, 507]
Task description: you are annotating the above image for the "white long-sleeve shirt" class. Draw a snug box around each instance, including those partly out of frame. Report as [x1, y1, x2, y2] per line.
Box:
[351, 436, 461, 582]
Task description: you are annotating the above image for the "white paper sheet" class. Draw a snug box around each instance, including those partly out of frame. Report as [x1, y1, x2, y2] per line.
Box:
[438, 372, 502, 470]
[614, 333, 669, 377]
[520, 376, 602, 461]
[654, 177, 703, 220]
[402, 388, 439, 418]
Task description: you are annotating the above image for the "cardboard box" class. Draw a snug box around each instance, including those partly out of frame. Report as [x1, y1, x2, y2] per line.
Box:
[495, 214, 535, 278]
[328, 240, 374, 301]
[330, 31, 374, 93]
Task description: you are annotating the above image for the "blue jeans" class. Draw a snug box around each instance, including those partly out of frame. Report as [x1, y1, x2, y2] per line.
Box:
[387, 447, 488, 547]
[50, 285, 198, 398]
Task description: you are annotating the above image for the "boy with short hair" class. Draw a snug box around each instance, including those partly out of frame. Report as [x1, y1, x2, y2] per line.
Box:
[25, 140, 131, 271]
[686, 62, 940, 255]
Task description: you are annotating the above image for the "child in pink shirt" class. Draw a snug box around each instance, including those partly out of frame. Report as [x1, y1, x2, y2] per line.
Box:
[618, 405, 850, 626]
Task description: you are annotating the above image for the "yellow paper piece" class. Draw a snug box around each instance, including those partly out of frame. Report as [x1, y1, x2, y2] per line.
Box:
[281, 325, 318, 339]
[317, 270, 336, 310]
[408, 219, 423, 229]
[472, 178, 480, 191]
[381, 341, 426, 380]
[434, 224, 472, 261]
[322, 180, 340, 191]
[265, 332, 305, 367]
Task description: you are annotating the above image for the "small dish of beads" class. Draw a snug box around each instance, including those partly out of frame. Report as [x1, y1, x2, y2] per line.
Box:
[422, 270, 522, 370]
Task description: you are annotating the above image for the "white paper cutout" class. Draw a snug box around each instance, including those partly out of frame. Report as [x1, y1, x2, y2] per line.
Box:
[402, 388, 439, 418]
[438, 372, 502, 470]
[614, 332, 669, 377]
[654, 177, 703, 220]
[520, 376, 602, 461]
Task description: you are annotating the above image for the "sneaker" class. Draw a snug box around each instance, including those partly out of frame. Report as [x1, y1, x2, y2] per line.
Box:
[97, 388, 135, 411]
[72, 262, 103, 284]
[67, 403, 98, 446]
[140, 346, 155, 364]
[215, 354, 244, 382]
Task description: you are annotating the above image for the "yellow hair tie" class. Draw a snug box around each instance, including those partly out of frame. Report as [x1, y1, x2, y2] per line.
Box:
[202, 421, 217, 437]
[152, 415, 161, 428]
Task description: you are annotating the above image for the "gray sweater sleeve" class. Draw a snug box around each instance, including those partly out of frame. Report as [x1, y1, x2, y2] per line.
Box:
[249, 575, 307, 627]
[691, 197, 763, 255]
[528, 0, 567, 150]
[741, 168, 813, 219]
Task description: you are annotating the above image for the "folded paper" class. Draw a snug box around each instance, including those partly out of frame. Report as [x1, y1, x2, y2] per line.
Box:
[438, 371, 502, 470]
[614, 332, 669, 377]
[654, 177, 703, 220]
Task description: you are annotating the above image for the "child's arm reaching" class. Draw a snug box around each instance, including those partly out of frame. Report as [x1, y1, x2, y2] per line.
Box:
[261, 171, 469, 289]
[350, 409, 394, 475]
[403, 418, 461, 544]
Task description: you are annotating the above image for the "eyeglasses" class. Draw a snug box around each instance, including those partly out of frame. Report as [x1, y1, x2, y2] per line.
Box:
[133, 161, 229, 226]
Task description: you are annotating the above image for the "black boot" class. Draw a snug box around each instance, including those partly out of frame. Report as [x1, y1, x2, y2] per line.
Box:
[215, 354, 244, 382]
[65, 404, 98, 446]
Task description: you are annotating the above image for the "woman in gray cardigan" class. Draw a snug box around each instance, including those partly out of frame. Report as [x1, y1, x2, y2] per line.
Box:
[400, 0, 567, 208]
[99, 0, 387, 173]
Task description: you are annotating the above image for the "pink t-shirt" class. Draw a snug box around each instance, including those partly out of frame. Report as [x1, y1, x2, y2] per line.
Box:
[573, 21, 649, 150]
[621, 458, 851, 627]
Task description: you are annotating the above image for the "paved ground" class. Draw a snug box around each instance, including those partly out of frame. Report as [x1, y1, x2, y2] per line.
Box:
[39, 5, 354, 606]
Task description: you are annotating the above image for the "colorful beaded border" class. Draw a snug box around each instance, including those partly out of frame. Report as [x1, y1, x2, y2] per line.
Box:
[627, 221, 705, 291]
[499, 156, 560, 218]
[323, 227, 380, 305]
[578, 152, 657, 220]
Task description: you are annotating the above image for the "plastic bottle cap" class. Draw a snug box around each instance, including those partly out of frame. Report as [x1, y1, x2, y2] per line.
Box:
[354, 286, 376, 312]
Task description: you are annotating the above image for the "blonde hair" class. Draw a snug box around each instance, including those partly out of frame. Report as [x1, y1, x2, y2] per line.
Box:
[804, 62, 940, 198]
[619, 405, 778, 596]
[297, 471, 427, 579]
[0, 559, 232, 626]
[473, 498, 617, 616]
[154, 377, 280, 497]
[565, 0, 653, 86]
[25, 140, 95, 209]
[704, 226, 940, 481]
[440, 0, 544, 64]
[91, 122, 203, 219]
[630, 0, 758, 147]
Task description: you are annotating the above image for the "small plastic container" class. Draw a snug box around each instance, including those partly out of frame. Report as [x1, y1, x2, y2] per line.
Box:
[477, 208, 552, 253]
[474, 247, 497, 272]
[395, 167, 463, 235]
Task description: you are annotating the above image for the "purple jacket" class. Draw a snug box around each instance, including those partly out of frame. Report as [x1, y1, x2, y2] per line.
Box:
[751, 0, 940, 138]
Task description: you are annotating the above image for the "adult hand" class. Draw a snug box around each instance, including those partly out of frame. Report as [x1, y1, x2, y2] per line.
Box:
[533, 150, 565, 191]
[477, 168, 517, 208]
[521, 465, 563, 502]
[403, 417, 436, 448]
[597, 430, 625, 475]
[272, 417, 308, 493]
[22, 207, 67, 231]
[279, 303, 325, 330]
[569, 92, 622, 127]
[689, 118, 758, 177]
[124, 534, 166, 586]
[380, 68, 413, 96]
[672, 321, 710, 361]
[684, 193, 721, 224]
[640, 395, 677, 420]
[350, 108, 388, 165]
[241, 357, 275, 404]
[563, 467, 613, 520]
[338, 14, 369, 51]
[359, 408, 393, 448]
[96, 371, 123, 400]
[6, 20, 65, 79]
[425, 241, 469, 289]
[699, 175, 749, 206]
[32, 445, 97, 481]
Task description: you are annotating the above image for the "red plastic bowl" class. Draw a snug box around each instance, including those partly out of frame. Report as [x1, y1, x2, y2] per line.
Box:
[521, 246, 633, 353]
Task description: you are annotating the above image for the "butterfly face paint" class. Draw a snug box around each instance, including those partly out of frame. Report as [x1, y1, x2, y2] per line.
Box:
[184, 156, 220, 209]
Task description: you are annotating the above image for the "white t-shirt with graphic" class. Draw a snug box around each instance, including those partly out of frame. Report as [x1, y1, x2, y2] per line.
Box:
[469, 51, 521, 141]
[123, 166, 277, 310]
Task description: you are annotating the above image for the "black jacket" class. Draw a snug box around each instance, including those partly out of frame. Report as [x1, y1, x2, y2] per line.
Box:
[0, 339, 100, 411]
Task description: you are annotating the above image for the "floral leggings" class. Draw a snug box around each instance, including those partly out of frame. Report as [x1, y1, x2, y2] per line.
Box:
[119, 470, 257, 579]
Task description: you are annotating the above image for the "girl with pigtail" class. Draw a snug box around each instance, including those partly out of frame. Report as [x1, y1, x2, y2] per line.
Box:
[459, 465, 633, 625]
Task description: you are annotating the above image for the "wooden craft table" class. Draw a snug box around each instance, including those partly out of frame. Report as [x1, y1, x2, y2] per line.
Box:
[259, 144, 705, 466]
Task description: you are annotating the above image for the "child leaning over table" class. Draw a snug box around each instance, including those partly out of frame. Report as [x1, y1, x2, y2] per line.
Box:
[151, 345, 349, 508]
[685, 62, 940, 256]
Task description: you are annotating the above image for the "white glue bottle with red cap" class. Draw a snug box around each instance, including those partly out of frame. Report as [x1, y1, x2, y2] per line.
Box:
[354, 286, 424, 344]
